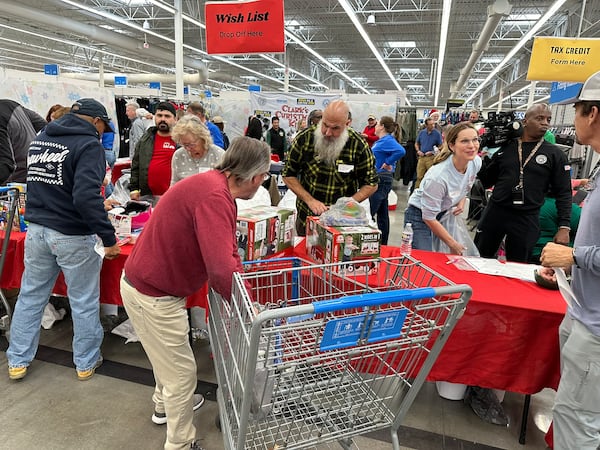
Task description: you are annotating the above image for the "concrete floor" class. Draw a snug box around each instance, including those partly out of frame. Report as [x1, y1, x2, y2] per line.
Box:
[0, 180, 553, 449]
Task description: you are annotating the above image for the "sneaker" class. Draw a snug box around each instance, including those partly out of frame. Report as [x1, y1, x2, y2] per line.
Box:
[8, 366, 27, 380]
[189, 440, 205, 450]
[152, 393, 205, 425]
[76, 357, 103, 381]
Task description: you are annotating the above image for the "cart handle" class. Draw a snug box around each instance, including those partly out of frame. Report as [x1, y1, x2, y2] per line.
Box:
[0, 186, 19, 193]
[312, 287, 437, 314]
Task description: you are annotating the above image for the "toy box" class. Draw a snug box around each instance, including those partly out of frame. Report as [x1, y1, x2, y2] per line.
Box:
[305, 216, 381, 274]
[236, 206, 296, 261]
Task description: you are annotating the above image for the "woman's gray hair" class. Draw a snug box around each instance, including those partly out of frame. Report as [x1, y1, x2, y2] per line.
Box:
[215, 136, 271, 182]
[171, 115, 213, 148]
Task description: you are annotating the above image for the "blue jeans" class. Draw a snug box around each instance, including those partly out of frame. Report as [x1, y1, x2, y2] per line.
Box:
[7, 223, 104, 372]
[370, 173, 393, 245]
[104, 149, 116, 197]
[404, 205, 433, 251]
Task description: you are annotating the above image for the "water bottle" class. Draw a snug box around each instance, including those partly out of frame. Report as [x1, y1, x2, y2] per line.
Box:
[400, 223, 413, 256]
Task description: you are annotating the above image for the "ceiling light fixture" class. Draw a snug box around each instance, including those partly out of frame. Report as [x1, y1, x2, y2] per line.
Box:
[338, 0, 410, 104]
[366, 14, 375, 26]
[143, 19, 150, 30]
[434, 0, 452, 106]
[389, 41, 416, 48]
[464, 0, 569, 105]
[285, 30, 370, 94]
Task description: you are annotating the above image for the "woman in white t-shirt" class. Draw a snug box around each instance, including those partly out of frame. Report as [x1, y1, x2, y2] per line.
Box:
[405, 121, 482, 254]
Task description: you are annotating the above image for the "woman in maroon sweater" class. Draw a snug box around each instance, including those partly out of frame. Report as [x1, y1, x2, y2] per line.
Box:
[120, 137, 271, 450]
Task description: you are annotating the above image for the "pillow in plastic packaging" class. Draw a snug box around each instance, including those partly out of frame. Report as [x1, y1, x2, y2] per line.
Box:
[319, 197, 370, 226]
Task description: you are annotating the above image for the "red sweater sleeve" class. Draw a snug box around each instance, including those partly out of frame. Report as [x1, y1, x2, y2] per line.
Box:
[193, 190, 243, 300]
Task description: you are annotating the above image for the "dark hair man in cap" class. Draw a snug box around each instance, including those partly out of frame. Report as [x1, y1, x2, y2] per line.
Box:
[539, 69, 600, 450]
[6, 98, 120, 382]
[130, 101, 178, 203]
[0, 99, 47, 184]
[186, 101, 224, 149]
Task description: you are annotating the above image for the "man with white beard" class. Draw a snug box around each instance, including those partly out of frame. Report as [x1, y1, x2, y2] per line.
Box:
[282, 99, 378, 235]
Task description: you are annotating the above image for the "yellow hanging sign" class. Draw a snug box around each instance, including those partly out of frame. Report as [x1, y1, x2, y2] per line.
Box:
[527, 37, 600, 82]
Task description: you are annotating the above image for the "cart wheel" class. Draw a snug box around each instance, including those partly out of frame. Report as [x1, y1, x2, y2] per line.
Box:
[215, 413, 221, 431]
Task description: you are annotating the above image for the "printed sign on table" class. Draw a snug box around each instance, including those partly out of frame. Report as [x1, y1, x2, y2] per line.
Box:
[205, 0, 284, 54]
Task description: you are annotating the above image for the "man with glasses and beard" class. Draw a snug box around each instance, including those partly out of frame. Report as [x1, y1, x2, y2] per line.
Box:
[282, 99, 378, 235]
[130, 102, 178, 204]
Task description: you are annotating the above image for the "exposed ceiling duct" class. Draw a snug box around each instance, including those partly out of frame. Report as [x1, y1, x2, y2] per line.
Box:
[450, 0, 512, 95]
[60, 72, 205, 85]
[2, 0, 208, 82]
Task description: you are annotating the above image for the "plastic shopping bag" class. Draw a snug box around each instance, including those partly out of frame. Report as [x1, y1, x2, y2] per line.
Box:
[433, 212, 480, 256]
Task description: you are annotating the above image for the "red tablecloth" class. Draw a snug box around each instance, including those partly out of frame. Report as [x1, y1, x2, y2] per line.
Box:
[294, 242, 565, 395]
[408, 249, 564, 395]
[0, 231, 206, 308]
[3, 231, 564, 395]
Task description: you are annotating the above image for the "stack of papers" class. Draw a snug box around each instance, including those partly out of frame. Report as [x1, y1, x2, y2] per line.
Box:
[449, 256, 540, 283]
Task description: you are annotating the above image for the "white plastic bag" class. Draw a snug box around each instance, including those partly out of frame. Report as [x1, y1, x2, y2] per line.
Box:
[432, 212, 480, 256]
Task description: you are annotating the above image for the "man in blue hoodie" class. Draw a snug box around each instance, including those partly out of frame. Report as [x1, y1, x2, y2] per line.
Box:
[6, 98, 121, 382]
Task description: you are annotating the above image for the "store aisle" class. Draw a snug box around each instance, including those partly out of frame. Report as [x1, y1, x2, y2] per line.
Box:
[0, 180, 554, 450]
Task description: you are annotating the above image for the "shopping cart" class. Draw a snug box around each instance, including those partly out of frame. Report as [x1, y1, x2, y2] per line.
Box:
[0, 186, 22, 335]
[208, 256, 471, 450]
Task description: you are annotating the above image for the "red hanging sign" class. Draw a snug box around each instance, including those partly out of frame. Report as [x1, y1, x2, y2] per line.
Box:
[205, 0, 285, 55]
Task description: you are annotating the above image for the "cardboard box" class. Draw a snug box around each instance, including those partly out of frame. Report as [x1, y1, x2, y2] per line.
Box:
[236, 206, 296, 261]
[305, 216, 381, 274]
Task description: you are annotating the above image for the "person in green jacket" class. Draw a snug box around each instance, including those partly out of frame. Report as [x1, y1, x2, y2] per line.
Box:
[530, 195, 581, 264]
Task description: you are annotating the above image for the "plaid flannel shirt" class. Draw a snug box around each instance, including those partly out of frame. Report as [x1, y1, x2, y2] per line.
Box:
[282, 125, 378, 229]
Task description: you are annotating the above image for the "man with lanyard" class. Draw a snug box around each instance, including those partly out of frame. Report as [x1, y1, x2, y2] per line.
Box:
[414, 117, 443, 188]
[476, 103, 572, 263]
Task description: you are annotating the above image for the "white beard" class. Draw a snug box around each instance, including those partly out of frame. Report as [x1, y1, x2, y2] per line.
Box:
[314, 126, 349, 165]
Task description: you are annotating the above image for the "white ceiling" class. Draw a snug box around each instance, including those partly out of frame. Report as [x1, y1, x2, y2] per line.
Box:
[0, 0, 598, 109]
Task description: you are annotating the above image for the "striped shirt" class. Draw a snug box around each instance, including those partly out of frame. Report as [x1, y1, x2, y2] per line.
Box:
[282, 125, 378, 227]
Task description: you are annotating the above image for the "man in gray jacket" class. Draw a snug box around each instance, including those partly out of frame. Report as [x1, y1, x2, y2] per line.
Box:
[540, 69, 600, 449]
[0, 99, 46, 183]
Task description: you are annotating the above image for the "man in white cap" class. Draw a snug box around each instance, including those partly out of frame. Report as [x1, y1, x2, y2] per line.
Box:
[361, 114, 379, 148]
[6, 98, 121, 382]
[539, 69, 600, 449]
[212, 115, 229, 150]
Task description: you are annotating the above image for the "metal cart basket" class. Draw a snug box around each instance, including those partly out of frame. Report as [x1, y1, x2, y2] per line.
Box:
[208, 256, 471, 450]
[0, 186, 23, 334]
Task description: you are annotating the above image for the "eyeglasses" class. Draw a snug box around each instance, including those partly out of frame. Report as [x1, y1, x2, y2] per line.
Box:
[181, 141, 200, 150]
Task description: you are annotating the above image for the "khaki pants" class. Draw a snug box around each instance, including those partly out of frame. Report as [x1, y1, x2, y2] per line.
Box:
[415, 155, 435, 189]
[120, 276, 197, 450]
[553, 316, 600, 450]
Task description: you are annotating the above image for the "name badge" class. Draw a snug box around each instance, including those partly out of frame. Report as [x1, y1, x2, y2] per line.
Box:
[338, 163, 354, 173]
